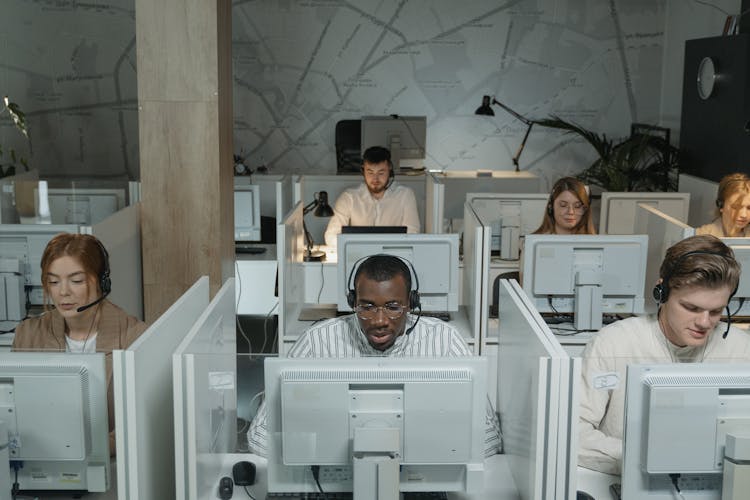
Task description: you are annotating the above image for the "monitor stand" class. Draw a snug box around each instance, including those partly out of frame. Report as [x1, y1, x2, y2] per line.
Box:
[352, 427, 400, 500]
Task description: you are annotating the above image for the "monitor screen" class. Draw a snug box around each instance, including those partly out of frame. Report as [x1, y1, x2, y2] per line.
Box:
[41, 187, 126, 225]
[360, 115, 426, 170]
[341, 225, 407, 234]
[336, 233, 460, 313]
[622, 363, 750, 499]
[720, 238, 750, 317]
[466, 193, 549, 260]
[521, 234, 648, 331]
[264, 356, 487, 496]
[599, 192, 690, 235]
[0, 352, 110, 494]
[234, 184, 261, 242]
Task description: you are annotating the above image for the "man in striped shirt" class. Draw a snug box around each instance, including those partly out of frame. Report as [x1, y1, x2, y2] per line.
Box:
[248, 254, 501, 457]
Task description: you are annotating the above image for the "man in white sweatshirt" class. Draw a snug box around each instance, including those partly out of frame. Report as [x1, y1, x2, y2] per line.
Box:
[578, 234, 750, 475]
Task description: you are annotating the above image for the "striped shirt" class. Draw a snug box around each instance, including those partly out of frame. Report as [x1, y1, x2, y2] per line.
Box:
[248, 314, 502, 457]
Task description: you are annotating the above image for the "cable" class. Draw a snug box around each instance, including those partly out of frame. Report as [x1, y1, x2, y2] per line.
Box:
[668, 474, 686, 500]
[235, 260, 254, 353]
[310, 465, 330, 499]
[316, 262, 325, 303]
[261, 301, 278, 354]
[730, 297, 746, 317]
[242, 485, 257, 500]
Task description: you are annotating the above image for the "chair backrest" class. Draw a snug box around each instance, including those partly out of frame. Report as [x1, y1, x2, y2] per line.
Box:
[491, 271, 520, 318]
[335, 119, 362, 174]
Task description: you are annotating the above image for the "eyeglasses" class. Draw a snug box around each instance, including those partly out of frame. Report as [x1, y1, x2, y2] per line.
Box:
[555, 201, 587, 214]
[355, 303, 407, 320]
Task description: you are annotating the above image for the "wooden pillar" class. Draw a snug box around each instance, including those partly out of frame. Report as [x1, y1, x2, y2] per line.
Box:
[136, 0, 234, 322]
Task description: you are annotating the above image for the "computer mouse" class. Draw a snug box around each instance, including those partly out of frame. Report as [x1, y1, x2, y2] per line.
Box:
[232, 460, 257, 486]
[218, 476, 233, 499]
[576, 490, 595, 500]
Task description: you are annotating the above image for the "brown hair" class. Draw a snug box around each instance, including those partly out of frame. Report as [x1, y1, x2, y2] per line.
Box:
[715, 172, 750, 218]
[40, 233, 108, 308]
[533, 177, 596, 234]
[659, 235, 741, 297]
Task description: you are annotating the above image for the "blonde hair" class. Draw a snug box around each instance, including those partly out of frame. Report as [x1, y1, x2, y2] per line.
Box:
[659, 235, 740, 297]
[715, 172, 750, 218]
[533, 177, 596, 234]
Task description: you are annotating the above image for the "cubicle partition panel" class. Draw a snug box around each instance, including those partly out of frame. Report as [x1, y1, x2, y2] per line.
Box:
[462, 202, 490, 354]
[173, 279, 238, 500]
[678, 173, 718, 228]
[275, 175, 295, 223]
[113, 276, 210, 500]
[635, 204, 696, 315]
[84, 203, 144, 320]
[439, 172, 541, 224]
[277, 202, 305, 353]
[424, 173, 445, 233]
[497, 279, 574, 500]
[720, 238, 750, 317]
[299, 174, 427, 242]
[599, 191, 690, 235]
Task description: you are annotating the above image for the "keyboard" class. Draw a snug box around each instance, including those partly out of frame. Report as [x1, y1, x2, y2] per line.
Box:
[235, 243, 267, 254]
[268, 492, 448, 500]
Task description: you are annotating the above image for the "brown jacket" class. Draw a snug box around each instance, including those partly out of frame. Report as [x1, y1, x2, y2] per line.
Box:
[12, 300, 148, 451]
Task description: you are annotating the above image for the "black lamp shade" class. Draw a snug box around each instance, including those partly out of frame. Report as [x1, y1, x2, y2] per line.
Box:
[475, 95, 495, 116]
[313, 191, 334, 217]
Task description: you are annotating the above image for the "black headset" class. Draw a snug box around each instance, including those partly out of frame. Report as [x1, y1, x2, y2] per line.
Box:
[76, 238, 111, 313]
[716, 197, 724, 209]
[346, 254, 420, 310]
[652, 250, 738, 338]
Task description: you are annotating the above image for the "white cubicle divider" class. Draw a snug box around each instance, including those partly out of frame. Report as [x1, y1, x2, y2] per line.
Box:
[437, 171, 541, 224]
[497, 279, 578, 500]
[113, 276, 210, 500]
[83, 203, 144, 320]
[173, 279, 238, 500]
[298, 174, 428, 243]
[720, 238, 750, 317]
[463, 201, 490, 354]
[635, 204, 696, 315]
[277, 201, 305, 353]
[599, 191, 690, 235]
[678, 173, 718, 228]
[424, 173, 444, 233]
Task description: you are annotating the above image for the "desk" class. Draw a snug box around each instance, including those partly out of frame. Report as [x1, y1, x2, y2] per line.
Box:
[203, 453, 521, 499]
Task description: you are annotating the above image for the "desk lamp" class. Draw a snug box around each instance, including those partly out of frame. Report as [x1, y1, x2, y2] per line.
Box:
[475, 95, 535, 172]
[302, 191, 334, 261]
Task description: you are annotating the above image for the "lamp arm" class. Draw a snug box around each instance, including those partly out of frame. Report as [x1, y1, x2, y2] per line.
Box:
[511, 122, 535, 172]
[491, 98, 533, 126]
[303, 199, 318, 215]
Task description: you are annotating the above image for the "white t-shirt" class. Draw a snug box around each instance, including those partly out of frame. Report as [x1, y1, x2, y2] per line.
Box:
[65, 333, 98, 353]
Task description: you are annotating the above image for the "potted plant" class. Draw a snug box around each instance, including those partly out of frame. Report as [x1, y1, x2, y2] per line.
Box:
[1, 96, 29, 178]
[535, 116, 682, 192]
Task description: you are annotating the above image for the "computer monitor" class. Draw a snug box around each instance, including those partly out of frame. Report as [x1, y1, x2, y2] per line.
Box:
[341, 225, 407, 234]
[41, 187, 126, 225]
[0, 224, 81, 310]
[264, 356, 487, 497]
[720, 238, 750, 317]
[360, 115, 426, 170]
[466, 193, 549, 260]
[336, 233, 460, 313]
[599, 191, 690, 235]
[634, 204, 696, 315]
[0, 352, 110, 494]
[521, 234, 648, 331]
[622, 363, 750, 500]
[234, 184, 262, 242]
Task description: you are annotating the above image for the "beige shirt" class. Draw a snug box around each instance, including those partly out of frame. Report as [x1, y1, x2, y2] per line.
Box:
[578, 314, 750, 475]
[695, 218, 750, 238]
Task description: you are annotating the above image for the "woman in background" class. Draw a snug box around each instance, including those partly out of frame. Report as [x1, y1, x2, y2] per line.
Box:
[696, 173, 750, 238]
[533, 176, 596, 235]
[12, 233, 147, 455]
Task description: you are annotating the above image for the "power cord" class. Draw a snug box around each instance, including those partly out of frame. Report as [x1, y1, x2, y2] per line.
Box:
[11, 460, 22, 500]
[668, 473, 686, 500]
[310, 465, 330, 499]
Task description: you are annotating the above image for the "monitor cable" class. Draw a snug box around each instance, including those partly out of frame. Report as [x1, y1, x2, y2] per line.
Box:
[310, 465, 330, 499]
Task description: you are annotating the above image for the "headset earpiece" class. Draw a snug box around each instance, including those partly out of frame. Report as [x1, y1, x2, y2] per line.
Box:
[96, 239, 112, 296]
[652, 282, 665, 304]
[547, 203, 553, 216]
[716, 198, 724, 209]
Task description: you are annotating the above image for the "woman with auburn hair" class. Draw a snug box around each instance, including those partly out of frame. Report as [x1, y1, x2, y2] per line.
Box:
[696, 173, 750, 238]
[533, 176, 596, 235]
[12, 232, 147, 455]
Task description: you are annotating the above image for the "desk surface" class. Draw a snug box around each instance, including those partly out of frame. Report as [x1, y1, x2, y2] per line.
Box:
[205, 453, 520, 500]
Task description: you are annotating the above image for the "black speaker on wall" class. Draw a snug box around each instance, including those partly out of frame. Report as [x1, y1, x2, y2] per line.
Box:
[679, 34, 750, 182]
